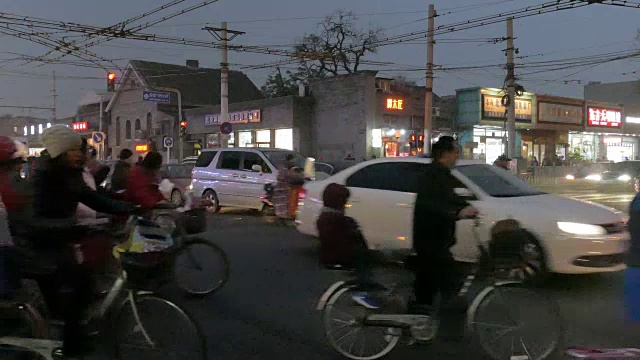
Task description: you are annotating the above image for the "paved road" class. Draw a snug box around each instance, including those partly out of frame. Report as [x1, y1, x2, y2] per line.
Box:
[3, 191, 639, 359]
[536, 183, 636, 213]
[168, 211, 638, 360]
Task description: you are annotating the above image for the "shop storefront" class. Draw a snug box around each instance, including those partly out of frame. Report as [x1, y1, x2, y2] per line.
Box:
[456, 87, 534, 164]
[568, 102, 627, 162]
[524, 95, 584, 164]
[184, 96, 313, 156]
[371, 128, 413, 157]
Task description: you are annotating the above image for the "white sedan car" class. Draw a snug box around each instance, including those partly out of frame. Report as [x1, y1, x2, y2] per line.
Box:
[296, 157, 629, 279]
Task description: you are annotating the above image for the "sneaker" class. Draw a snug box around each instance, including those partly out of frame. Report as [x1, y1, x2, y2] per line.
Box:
[352, 293, 380, 309]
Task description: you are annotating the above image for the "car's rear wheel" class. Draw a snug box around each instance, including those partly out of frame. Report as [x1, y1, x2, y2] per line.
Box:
[203, 190, 220, 213]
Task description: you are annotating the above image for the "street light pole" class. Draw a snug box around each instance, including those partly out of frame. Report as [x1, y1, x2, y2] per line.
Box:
[154, 87, 182, 162]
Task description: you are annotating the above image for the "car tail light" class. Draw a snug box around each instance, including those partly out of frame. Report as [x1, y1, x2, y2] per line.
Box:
[298, 188, 307, 200]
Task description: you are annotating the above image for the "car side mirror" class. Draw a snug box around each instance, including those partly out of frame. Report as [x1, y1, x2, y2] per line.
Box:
[252, 164, 263, 172]
[454, 187, 475, 200]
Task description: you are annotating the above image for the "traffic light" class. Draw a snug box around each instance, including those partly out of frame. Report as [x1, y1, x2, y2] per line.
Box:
[417, 134, 425, 149]
[107, 72, 116, 92]
[409, 133, 417, 148]
[180, 121, 187, 137]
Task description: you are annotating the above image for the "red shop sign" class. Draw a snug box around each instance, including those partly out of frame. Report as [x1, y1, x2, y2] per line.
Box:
[587, 107, 621, 128]
[72, 122, 88, 131]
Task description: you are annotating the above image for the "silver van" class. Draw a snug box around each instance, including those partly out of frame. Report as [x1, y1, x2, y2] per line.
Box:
[190, 148, 310, 212]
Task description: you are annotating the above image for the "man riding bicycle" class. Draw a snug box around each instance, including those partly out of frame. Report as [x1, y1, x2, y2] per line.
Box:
[411, 136, 478, 313]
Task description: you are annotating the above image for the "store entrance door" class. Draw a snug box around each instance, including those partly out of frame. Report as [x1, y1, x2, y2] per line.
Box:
[384, 141, 398, 157]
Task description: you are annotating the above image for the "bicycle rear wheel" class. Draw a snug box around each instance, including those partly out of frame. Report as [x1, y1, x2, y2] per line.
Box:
[173, 238, 230, 296]
[323, 285, 400, 360]
[112, 293, 207, 360]
[467, 284, 563, 360]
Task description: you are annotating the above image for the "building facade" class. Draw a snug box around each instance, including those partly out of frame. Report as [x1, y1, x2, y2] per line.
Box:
[105, 59, 262, 160]
[584, 80, 640, 161]
[456, 87, 535, 164]
[183, 96, 313, 157]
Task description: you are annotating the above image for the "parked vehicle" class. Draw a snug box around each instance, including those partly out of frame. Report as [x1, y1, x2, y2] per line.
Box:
[296, 157, 629, 281]
[190, 148, 332, 213]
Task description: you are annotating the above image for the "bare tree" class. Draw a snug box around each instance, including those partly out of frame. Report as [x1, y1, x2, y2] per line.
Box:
[293, 10, 383, 78]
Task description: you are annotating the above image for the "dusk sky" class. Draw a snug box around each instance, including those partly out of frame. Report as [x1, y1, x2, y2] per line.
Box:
[2, 0, 638, 119]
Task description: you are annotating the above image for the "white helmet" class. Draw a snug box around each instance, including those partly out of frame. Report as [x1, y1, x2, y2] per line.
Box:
[12, 139, 28, 162]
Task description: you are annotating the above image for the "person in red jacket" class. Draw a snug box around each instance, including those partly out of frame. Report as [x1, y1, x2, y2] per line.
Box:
[125, 151, 165, 210]
[317, 183, 379, 309]
[0, 136, 30, 298]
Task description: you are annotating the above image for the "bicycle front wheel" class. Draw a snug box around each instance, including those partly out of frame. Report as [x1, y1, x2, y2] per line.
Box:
[173, 238, 230, 296]
[468, 284, 563, 360]
[323, 285, 400, 360]
[112, 293, 207, 360]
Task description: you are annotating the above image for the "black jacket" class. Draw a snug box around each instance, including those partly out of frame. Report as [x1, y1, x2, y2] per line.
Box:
[31, 157, 133, 243]
[412, 162, 469, 258]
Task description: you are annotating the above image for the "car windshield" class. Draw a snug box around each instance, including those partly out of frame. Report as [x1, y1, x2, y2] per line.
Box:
[456, 164, 546, 198]
[261, 150, 305, 169]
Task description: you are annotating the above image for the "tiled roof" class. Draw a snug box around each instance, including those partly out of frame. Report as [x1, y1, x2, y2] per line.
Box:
[130, 60, 263, 106]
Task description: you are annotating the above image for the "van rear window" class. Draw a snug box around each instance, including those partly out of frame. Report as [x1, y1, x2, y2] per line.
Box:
[195, 151, 218, 167]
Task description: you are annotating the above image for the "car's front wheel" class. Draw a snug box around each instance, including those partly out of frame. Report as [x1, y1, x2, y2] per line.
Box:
[506, 234, 548, 284]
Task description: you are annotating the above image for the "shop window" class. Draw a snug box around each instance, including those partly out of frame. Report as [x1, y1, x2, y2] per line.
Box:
[256, 130, 271, 145]
[115, 117, 121, 146]
[125, 120, 132, 140]
[275, 128, 293, 150]
[228, 132, 235, 147]
[134, 119, 142, 139]
[217, 151, 241, 170]
[242, 152, 270, 173]
[238, 131, 252, 147]
[195, 151, 218, 167]
[206, 133, 220, 148]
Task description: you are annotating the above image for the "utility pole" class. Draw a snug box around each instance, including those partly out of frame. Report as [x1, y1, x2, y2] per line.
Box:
[204, 23, 245, 147]
[506, 17, 516, 159]
[424, 4, 435, 155]
[52, 71, 57, 124]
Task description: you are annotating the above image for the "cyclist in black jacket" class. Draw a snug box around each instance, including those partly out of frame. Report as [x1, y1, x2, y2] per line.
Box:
[411, 136, 478, 312]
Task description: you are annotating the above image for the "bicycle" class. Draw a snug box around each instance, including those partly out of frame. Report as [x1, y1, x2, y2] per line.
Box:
[151, 201, 231, 296]
[0, 213, 208, 360]
[317, 217, 563, 360]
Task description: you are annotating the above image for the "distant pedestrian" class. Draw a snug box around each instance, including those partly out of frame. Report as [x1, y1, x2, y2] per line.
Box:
[493, 154, 511, 171]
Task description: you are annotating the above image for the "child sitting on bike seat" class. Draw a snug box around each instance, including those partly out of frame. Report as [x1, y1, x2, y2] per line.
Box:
[317, 183, 379, 309]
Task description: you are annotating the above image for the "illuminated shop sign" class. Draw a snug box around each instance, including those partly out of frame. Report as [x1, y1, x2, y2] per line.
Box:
[626, 116, 640, 124]
[587, 107, 621, 128]
[538, 102, 582, 125]
[72, 122, 88, 131]
[385, 98, 404, 110]
[204, 110, 261, 125]
[482, 95, 532, 121]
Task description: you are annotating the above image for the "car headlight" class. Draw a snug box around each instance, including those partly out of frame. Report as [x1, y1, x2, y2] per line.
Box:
[565, 174, 575, 180]
[618, 174, 631, 181]
[557, 222, 607, 236]
[585, 174, 602, 181]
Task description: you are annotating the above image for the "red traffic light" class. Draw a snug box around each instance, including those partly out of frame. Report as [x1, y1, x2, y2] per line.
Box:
[409, 134, 416, 142]
[180, 121, 188, 127]
[107, 72, 116, 80]
[418, 134, 424, 141]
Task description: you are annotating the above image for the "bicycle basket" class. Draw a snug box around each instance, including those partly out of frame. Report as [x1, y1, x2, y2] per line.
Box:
[120, 251, 174, 291]
[179, 208, 207, 235]
[484, 228, 532, 270]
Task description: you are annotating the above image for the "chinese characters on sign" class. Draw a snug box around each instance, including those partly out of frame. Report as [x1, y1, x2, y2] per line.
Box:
[482, 95, 532, 121]
[72, 122, 88, 131]
[135, 144, 149, 152]
[204, 110, 261, 126]
[538, 102, 583, 125]
[587, 107, 621, 128]
[386, 98, 404, 110]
